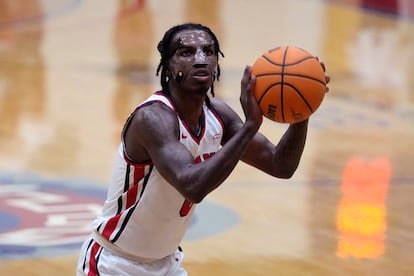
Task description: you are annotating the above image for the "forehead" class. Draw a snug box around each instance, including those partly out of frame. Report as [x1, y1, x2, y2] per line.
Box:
[173, 29, 214, 46]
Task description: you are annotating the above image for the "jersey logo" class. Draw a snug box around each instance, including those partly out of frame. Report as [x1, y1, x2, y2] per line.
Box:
[181, 133, 188, 139]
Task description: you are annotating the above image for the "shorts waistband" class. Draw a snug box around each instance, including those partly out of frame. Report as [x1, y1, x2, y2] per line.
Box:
[91, 231, 165, 264]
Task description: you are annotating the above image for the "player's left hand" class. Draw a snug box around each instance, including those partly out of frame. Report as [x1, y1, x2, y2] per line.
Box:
[316, 58, 330, 93]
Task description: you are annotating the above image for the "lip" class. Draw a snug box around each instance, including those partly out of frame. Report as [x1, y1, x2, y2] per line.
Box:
[192, 69, 211, 82]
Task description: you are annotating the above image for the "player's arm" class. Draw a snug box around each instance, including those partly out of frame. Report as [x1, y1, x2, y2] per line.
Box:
[218, 62, 329, 178]
[125, 68, 261, 203]
[214, 99, 308, 179]
[242, 119, 308, 178]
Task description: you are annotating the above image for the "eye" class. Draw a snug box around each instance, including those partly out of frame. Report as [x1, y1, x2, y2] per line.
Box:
[204, 48, 214, 56]
[177, 47, 193, 57]
[181, 49, 192, 57]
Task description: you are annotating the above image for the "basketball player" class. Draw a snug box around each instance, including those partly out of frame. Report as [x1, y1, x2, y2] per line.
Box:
[77, 23, 329, 275]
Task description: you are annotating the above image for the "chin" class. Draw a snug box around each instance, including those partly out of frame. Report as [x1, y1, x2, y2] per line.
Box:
[191, 84, 210, 95]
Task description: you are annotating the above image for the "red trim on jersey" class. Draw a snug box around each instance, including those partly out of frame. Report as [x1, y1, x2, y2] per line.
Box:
[87, 242, 102, 276]
[122, 150, 153, 166]
[126, 183, 138, 209]
[155, 91, 178, 113]
[134, 164, 145, 185]
[121, 92, 177, 165]
[208, 104, 225, 132]
[100, 164, 146, 240]
[101, 213, 122, 240]
[179, 109, 205, 145]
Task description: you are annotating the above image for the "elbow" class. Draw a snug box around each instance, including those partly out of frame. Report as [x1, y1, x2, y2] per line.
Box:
[270, 158, 301, 179]
[278, 170, 295, 179]
[171, 174, 207, 204]
[183, 191, 206, 204]
[271, 165, 298, 179]
[189, 195, 204, 204]
[175, 172, 222, 204]
[180, 182, 208, 204]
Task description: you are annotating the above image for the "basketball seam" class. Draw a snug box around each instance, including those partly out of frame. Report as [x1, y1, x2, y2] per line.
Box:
[281, 47, 288, 122]
[257, 80, 318, 121]
[284, 83, 314, 113]
[254, 73, 326, 85]
[262, 55, 315, 67]
[257, 83, 281, 105]
[254, 46, 324, 123]
[256, 81, 318, 110]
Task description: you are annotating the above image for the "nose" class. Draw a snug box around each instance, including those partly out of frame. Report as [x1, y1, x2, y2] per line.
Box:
[194, 48, 207, 64]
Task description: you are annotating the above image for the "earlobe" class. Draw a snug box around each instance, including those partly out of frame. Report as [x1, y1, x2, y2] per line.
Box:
[166, 69, 172, 79]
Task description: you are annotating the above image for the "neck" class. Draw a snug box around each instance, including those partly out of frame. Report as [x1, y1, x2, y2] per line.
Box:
[167, 89, 205, 130]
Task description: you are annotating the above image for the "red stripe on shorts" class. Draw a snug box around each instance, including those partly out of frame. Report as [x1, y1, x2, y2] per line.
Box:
[88, 242, 102, 276]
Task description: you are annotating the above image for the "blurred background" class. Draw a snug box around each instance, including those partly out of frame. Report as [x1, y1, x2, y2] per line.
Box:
[0, 0, 413, 275]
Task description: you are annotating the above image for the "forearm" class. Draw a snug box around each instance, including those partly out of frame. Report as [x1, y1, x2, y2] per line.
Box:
[272, 119, 308, 177]
[184, 123, 258, 202]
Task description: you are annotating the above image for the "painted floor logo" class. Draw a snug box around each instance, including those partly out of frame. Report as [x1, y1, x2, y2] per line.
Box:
[0, 172, 239, 260]
[0, 172, 106, 260]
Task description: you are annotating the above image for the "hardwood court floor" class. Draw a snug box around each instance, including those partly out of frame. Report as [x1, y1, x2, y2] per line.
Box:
[1, 0, 414, 275]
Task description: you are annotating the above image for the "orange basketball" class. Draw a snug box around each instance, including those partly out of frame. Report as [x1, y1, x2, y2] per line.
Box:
[251, 46, 326, 123]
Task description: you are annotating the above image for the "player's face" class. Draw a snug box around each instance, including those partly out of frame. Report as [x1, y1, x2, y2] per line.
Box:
[169, 29, 218, 93]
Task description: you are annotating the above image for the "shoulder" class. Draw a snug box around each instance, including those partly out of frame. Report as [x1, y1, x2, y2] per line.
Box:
[132, 101, 178, 130]
[123, 100, 180, 163]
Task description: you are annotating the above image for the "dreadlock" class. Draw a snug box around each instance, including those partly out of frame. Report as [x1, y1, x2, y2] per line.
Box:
[156, 23, 224, 102]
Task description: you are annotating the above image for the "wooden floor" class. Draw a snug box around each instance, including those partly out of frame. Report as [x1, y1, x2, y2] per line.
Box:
[1, 0, 414, 275]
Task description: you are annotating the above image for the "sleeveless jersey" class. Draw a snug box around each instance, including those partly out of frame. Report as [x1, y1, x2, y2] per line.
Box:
[91, 91, 224, 260]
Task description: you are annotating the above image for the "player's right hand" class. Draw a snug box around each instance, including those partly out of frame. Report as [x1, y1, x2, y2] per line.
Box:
[240, 65, 262, 132]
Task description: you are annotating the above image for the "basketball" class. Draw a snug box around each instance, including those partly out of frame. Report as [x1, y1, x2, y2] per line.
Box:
[251, 46, 327, 123]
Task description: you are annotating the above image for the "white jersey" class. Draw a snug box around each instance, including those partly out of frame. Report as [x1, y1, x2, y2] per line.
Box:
[91, 91, 224, 260]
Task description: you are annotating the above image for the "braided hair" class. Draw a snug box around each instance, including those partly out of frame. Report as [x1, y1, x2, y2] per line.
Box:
[156, 23, 224, 100]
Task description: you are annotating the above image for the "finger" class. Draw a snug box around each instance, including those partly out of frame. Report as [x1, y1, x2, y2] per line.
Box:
[247, 75, 256, 95]
[241, 65, 253, 89]
[244, 65, 252, 77]
[241, 65, 251, 86]
[325, 75, 330, 93]
[320, 61, 326, 72]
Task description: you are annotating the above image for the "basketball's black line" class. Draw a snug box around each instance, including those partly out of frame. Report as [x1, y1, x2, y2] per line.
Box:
[262, 55, 316, 67]
[257, 46, 324, 122]
[283, 82, 314, 112]
[257, 81, 314, 114]
[268, 46, 281, 53]
[257, 83, 282, 104]
[255, 73, 326, 85]
[281, 47, 289, 122]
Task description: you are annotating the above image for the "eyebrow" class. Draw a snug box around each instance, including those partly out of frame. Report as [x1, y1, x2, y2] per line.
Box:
[177, 43, 215, 49]
[169, 36, 214, 56]
[177, 38, 214, 46]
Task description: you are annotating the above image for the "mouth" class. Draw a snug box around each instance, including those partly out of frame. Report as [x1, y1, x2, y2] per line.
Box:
[193, 69, 211, 82]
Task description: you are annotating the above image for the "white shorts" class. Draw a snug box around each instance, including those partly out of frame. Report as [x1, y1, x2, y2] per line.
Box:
[76, 237, 187, 276]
